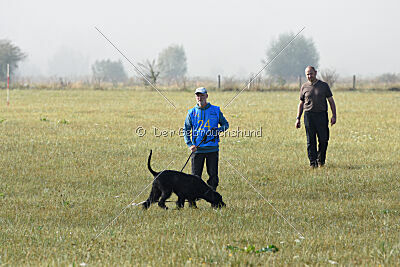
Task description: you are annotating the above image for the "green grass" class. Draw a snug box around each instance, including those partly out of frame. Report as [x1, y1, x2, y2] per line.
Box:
[0, 89, 399, 265]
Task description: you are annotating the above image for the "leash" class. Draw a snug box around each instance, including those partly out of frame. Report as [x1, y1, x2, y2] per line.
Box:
[129, 129, 218, 209]
[180, 128, 218, 172]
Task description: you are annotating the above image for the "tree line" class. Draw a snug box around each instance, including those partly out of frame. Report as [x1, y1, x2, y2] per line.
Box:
[91, 44, 187, 87]
[2, 33, 400, 88]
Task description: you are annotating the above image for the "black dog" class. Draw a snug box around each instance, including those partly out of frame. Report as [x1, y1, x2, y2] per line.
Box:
[142, 150, 226, 210]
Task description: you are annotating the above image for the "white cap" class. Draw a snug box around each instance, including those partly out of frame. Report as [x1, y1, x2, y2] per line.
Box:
[195, 87, 207, 94]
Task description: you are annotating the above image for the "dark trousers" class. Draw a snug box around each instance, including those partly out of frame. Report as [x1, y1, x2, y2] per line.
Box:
[304, 111, 329, 166]
[191, 151, 219, 189]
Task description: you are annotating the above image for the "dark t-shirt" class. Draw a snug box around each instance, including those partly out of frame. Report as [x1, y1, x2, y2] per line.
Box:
[300, 80, 333, 112]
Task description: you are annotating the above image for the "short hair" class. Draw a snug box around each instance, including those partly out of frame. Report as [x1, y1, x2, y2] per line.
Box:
[305, 66, 316, 72]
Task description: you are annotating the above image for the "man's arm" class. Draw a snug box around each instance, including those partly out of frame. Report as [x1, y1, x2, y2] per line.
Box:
[327, 96, 336, 126]
[218, 110, 229, 132]
[295, 100, 304, 128]
[183, 113, 194, 150]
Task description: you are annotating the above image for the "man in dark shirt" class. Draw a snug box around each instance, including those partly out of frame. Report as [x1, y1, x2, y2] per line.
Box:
[296, 66, 337, 168]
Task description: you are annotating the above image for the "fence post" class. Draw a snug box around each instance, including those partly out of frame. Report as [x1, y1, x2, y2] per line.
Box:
[7, 64, 10, 106]
[352, 75, 356, 90]
[299, 75, 302, 89]
[218, 74, 221, 89]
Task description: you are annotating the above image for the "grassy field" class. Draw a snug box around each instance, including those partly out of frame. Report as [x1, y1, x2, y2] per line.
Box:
[0, 89, 399, 265]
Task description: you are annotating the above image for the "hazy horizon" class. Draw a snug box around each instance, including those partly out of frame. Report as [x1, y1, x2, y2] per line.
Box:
[2, 0, 400, 79]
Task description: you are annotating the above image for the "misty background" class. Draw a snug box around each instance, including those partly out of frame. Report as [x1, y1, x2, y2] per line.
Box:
[2, 0, 399, 79]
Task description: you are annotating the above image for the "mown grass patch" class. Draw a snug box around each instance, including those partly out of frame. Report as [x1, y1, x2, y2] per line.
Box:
[0, 89, 399, 265]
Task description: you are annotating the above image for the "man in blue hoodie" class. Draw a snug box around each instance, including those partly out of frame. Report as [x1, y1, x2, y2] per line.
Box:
[184, 87, 229, 191]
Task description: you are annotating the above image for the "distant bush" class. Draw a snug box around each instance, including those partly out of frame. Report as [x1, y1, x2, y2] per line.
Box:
[92, 59, 127, 87]
[376, 73, 399, 84]
[320, 68, 339, 88]
[222, 76, 243, 91]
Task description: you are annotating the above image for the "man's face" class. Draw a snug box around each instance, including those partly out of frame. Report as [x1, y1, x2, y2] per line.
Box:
[305, 68, 317, 83]
[195, 93, 208, 106]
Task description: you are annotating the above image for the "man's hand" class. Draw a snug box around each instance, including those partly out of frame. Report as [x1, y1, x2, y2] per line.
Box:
[327, 97, 336, 126]
[295, 119, 301, 129]
[296, 101, 304, 129]
[189, 145, 197, 152]
[331, 116, 336, 126]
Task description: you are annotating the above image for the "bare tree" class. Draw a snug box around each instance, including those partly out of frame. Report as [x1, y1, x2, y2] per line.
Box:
[320, 68, 339, 88]
[138, 59, 160, 85]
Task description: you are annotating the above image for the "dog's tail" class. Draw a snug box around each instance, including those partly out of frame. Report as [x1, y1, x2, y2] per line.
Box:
[148, 150, 159, 177]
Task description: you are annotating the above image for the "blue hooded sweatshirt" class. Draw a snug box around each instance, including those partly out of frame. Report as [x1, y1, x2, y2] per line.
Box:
[184, 103, 229, 153]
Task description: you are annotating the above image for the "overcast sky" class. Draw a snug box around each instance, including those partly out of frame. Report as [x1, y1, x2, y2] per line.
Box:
[2, 0, 399, 78]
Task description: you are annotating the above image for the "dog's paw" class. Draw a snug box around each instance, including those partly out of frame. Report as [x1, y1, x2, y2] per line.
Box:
[212, 201, 226, 209]
[189, 202, 198, 209]
[176, 202, 185, 209]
